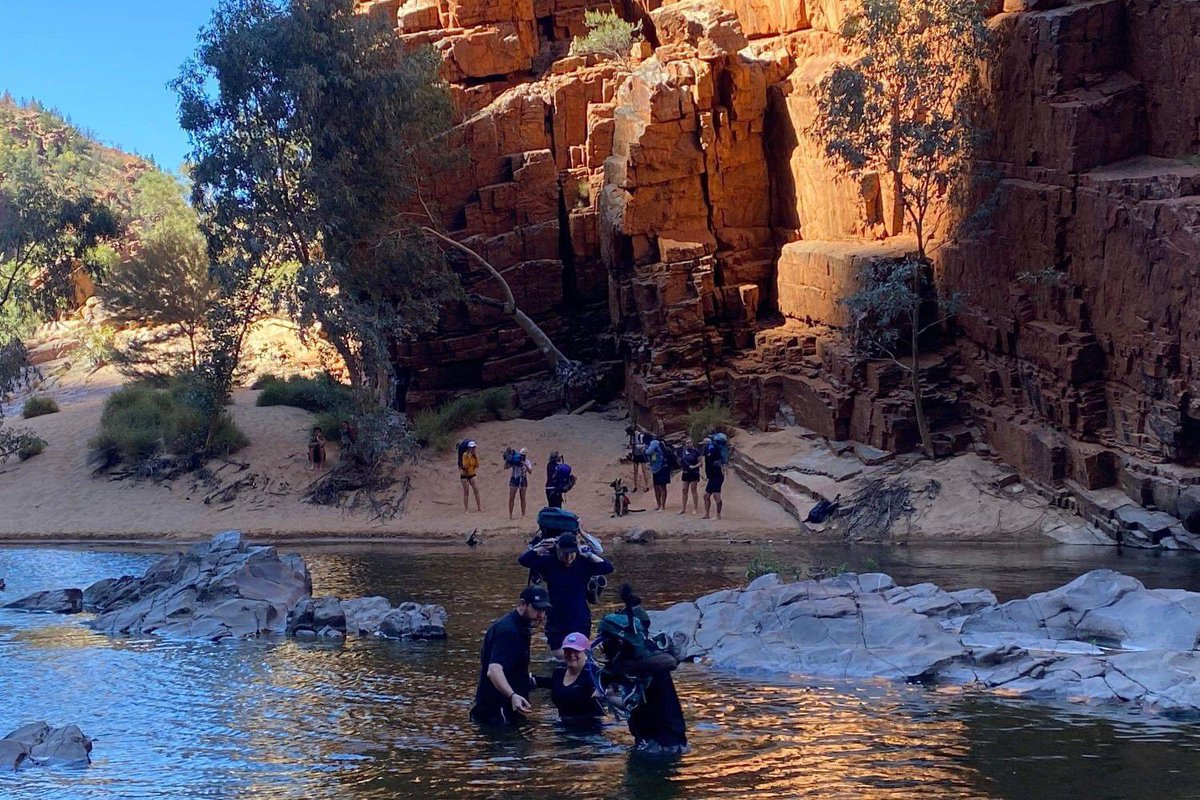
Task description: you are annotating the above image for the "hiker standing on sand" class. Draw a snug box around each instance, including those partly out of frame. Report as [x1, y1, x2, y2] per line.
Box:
[459, 440, 482, 512]
[646, 435, 671, 511]
[308, 427, 327, 471]
[546, 457, 575, 509]
[678, 438, 701, 515]
[702, 437, 724, 520]
[505, 447, 533, 519]
[627, 426, 651, 493]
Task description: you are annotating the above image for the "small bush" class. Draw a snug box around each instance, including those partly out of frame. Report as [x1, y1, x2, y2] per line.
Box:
[686, 400, 734, 445]
[570, 10, 640, 61]
[90, 379, 247, 465]
[413, 387, 516, 451]
[250, 373, 280, 390]
[256, 373, 354, 414]
[18, 437, 46, 460]
[746, 545, 800, 581]
[76, 325, 118, 369]
[22, 395, 59, 418]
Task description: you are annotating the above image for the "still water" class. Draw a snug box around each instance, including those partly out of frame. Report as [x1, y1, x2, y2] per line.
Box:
[3, 540, 1200, 799]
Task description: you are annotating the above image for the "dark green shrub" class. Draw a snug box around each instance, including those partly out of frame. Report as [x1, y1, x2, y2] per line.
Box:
[686, 400, 734, 445]
[250, 373, 280, 389]
[255, 373, 354, 415]
[90, 379, 247, 465]
[22, 395, 59, 418]
[17, 437, 46, 460]
[413, 388, 517, 451]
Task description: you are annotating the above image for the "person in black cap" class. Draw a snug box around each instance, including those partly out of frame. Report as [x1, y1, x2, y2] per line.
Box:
[518, 531, 614, 658]
[470, 585, 552, 725]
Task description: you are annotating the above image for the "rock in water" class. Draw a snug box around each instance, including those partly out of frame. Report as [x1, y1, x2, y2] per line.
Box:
[89, 530, 311, 640]
[649, 569, 1200, 716]
[378, 602, 448, 640]
[2, 722, 92, 769]
[3, 588, 83, 614]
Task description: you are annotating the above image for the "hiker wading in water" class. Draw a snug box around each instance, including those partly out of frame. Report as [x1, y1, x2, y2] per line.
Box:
[470, 585, 552, 725]
[518, 532, 613, 659]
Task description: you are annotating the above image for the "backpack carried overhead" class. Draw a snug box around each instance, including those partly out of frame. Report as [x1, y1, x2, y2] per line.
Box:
[537, 506, 581, 535]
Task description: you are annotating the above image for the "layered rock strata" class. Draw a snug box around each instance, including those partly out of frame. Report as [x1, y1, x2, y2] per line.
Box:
[362, 0, 1200, 531]
[652, 569, 1200, 715]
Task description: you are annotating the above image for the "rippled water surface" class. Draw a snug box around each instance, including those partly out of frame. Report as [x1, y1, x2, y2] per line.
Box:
[4, 540, 1200, 799]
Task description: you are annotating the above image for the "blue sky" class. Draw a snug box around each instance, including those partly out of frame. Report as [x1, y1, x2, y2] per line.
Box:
[0, 1, 221, 170]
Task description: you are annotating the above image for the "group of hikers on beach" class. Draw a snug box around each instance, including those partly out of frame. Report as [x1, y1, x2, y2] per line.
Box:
[455, 426, 730, 519]
[470, 506, 688, 755]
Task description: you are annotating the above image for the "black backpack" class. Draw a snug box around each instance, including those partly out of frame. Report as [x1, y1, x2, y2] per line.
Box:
[663, 444, 680, 472]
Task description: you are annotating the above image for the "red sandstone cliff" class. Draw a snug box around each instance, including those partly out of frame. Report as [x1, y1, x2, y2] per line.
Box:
[357, 0, 1200, 531]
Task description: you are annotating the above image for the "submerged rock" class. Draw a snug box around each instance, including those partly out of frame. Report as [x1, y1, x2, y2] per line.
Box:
[4, 588, 82, 614]
[650, 569, 1200, 716]
[1, 722, 92, 770]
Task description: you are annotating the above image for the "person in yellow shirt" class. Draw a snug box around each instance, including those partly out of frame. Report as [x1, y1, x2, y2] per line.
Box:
[459, 440, 482, 512]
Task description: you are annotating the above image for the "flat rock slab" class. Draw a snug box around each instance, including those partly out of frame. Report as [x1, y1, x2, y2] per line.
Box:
[4, 588, 82, 614]
[650, 568, 1200, 716]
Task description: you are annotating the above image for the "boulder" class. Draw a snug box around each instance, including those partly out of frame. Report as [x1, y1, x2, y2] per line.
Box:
[2, 722, 91, 769]
[4, 588, 83, 614]
[287, 596, 347, 637]
[623, 527, 658, 544]
[378, 602, 448, 640]
[1178, 486, 1200, 533]
[650, 569, 1200, 715]
[340, 596, 395, 635]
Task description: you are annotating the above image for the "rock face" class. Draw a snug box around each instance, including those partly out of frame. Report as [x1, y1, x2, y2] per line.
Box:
[4, 588, 82, 614]
[652, 570, 1200, 715]
[14, 531, 447, 642]
[2, 722, 93, 770]
[360, 0, 1200, 533]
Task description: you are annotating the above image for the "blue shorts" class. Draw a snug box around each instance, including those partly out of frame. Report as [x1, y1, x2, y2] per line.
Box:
[652, 468, 671, 486]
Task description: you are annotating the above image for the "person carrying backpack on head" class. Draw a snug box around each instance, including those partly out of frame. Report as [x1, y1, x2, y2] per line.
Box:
[458, 440, 482, 512]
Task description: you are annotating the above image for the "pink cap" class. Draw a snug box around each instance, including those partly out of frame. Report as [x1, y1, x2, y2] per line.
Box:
[561, 632, 591, 652]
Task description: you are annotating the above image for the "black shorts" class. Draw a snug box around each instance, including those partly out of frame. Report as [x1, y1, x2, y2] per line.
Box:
[705, 474, 725, 494]
[509, 476, 528, 488]
[681, 468, 700, 483]
[652, 468, 671, 486]
[632, 452, 647, 464]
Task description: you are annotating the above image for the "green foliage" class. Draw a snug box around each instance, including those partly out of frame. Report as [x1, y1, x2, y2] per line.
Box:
[746, 545, 801, 581]
[570, 10, 640, 62]
[0, 425, 47, 463]
[842, 257, 962, 357]
[1017, 267, 1066, 287]
[176, 0, 460, 396]
[250, 372, 280, 389]
[686, 400, 734, 445]
[75, 325, 118, 369]
[255, 373, 355, 415]
[90, 377, 248, 466]
[0, 336, 34, 400]
[809, 0, 990, 255]
[21, 395, 59, 418]
[412, 387, 516, 451]
[100, 172, 215, 369]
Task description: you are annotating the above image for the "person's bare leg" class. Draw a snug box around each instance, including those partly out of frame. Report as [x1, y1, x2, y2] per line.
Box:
[679, 483, 689, 514]
[519, 485, 527, 515]
[632, 462, 641, 492]
[703, 493, 712, 519]
[714, 492, 723, 520]
[471, 478, 482, 512]
[508, 485, 517, 519]
[641, 464, 650, 491]
[462, 479, 470, 511]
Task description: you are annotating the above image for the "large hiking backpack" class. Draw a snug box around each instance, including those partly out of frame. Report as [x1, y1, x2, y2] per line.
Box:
[711, 432, 731, 466]
[456, 440, 471, 470]
[663, 444, 680, 472]
[537, 506, 581, 535]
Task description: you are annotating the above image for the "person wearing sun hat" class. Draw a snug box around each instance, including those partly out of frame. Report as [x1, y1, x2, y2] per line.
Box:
[459, 440, 482, 512]
[470, 585, 551, 725]
[533, 631, 603, 721]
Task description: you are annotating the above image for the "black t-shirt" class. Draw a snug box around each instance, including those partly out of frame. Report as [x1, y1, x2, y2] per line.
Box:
[628, 671, 687, 748]
[517, 551, 614, 636]
[472, 610, 532, 723]
[704, 446, 724, 479]
[535, 665, 603, 720]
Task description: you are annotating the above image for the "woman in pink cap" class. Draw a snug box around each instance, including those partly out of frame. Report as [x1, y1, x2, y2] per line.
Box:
[533, 631, 603, 721]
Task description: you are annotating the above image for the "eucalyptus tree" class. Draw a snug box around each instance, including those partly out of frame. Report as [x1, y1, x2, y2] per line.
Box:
[809, 0, 989, 456]
[174, 0, 458, 402]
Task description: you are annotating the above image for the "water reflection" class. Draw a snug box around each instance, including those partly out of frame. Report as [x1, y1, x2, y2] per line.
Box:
[2, 542, 1200, 798]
